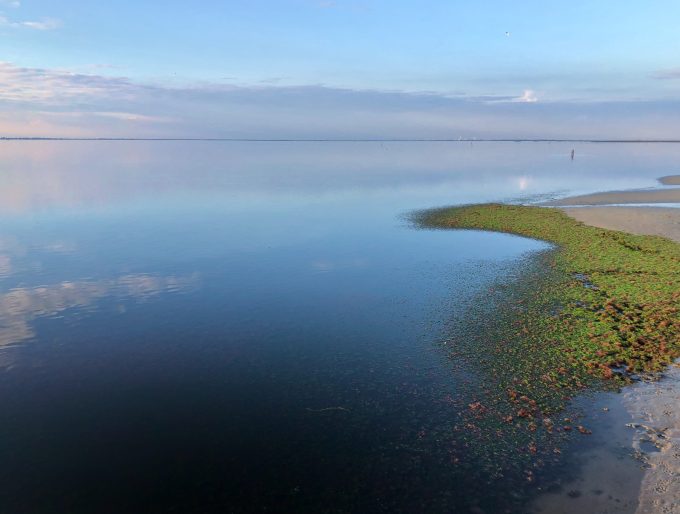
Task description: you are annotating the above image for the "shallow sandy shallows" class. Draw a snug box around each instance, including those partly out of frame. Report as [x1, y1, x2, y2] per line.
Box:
[562, 207, 680, 243]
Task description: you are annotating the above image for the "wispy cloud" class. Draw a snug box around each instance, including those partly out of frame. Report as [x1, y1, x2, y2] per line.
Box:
[39, 110, 174, 123]
[479, 89, 538, 104]
[0, 0, 59, 31]
[0, 15, 61, 30]
[19, 17, 60, 30]
[0, 61, 144, 102]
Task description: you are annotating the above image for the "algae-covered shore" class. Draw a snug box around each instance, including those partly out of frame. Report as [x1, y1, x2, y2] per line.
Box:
[419, 199, 680, 512]
[410, 204, 680, 506]
[420, 203, 680, 378]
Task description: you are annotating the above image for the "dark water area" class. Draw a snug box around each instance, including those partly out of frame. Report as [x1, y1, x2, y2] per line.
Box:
[0, 141, 678, 512]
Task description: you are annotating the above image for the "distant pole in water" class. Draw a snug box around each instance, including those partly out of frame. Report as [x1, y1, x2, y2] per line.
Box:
[571, 149, 575, 160]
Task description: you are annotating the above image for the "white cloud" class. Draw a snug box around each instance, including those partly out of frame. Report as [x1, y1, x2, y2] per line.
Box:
[481, 89, 538, 104]
[0, 0, 21, 7]
[0, 15, 60, 30]
[513, 89, 538, 103]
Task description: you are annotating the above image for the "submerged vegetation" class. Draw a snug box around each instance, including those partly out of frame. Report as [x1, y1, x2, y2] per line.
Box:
[415, 203, 680, 491]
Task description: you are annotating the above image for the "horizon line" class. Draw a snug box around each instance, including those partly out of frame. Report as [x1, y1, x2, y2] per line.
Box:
[3, 137, 680, 143]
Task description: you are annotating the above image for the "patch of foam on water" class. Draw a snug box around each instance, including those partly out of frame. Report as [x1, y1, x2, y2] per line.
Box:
[623, 361, 680, 514]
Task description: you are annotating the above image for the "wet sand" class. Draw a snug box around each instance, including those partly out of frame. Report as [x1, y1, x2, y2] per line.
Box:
[562, 207, 680, 243]
[623, 365, 680, 514]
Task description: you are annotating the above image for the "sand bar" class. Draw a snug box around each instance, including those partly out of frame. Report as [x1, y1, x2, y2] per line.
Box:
[659, 174, 680, 185]
[544, 188, 680, 206]
[562, 206, 680, 242]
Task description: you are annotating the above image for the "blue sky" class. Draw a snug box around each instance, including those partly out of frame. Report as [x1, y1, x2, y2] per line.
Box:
[2, 1, 680, 137]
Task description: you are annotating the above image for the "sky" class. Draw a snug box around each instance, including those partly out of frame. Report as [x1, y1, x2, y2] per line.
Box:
[1, 0, 680, 138]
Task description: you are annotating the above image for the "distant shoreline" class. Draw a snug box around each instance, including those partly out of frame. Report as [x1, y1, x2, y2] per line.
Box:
[4, 137, 680, 143]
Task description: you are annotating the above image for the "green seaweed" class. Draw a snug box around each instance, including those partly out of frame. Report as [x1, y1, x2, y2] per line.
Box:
[420, 203, 680, 379]
[413, 203, 680, 489]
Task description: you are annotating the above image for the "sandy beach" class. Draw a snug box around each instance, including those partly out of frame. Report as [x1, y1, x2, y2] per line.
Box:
[562, 207, 680, 242]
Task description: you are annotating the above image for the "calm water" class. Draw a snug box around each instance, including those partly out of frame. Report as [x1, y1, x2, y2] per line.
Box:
[0, 141, 678, 513]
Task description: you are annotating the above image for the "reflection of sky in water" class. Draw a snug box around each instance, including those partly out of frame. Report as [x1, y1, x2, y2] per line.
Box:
[0, 141, 678, 511]
[0, 141, 677, 215]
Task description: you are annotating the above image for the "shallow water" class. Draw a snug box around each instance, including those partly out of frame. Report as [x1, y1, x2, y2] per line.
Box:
[0, 141, 679, 512]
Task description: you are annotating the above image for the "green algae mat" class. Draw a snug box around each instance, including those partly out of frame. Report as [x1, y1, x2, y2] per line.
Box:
[421, 203, 680, 379]
[415, 203, 680, 472]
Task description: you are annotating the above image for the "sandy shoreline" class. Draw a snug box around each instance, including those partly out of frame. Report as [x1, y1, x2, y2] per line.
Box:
[544, 188, 680, 206]
[544, 174, 680, 207]
[561, 207, 680, 242]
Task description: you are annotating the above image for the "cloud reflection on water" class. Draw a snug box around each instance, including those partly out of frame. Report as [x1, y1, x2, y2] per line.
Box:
[0, 273, 199, 349]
